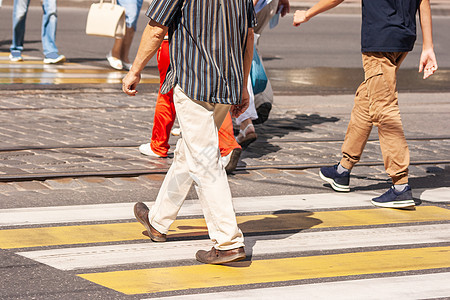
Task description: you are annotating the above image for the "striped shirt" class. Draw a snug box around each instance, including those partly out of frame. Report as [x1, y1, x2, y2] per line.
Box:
[146, 0, 256, 105]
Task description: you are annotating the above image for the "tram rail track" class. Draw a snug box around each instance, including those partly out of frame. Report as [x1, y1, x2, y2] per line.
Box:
[1, 159, 450, 183]
[1, 136, 449, 182]
[1, 136, 449, 153]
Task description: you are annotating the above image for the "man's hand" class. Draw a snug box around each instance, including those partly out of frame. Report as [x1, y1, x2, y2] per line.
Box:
[293, 10, 309, 26]
[231, 86, 250, 118]
[121, 21, 168, 96]
[278, 0, 290, 17]
[122, 70, 141, 96]
[419, 48, 438, 79]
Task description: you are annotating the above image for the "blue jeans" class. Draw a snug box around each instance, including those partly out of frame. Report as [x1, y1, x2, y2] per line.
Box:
[117, 0, 143, 30]
[10, 0, 59, 56]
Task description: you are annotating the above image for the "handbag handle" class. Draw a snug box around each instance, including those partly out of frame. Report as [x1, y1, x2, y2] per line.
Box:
[98, 0, 118, 5]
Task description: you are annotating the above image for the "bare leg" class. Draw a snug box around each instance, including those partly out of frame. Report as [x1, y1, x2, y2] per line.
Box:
[120, 27, 135, 64]
[236, 118, 257, 149]
[111, 37, 123, 59]
[239, 119, 254, 133]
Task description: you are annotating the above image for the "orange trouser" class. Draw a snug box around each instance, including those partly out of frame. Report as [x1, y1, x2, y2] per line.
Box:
[150, 40, 240, 157]
[340, 52, 409, 185]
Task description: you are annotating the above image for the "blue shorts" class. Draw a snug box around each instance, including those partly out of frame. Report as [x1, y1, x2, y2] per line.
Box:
[117, 0, 143, 30]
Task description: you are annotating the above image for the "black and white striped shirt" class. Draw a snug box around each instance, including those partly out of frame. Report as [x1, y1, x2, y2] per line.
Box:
[146, 0, 256, 105]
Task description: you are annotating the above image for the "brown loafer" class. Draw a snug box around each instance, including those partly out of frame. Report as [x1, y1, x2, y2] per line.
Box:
[225, 148, 242, 174]
[196, 247, 246, 264]
[133, 202, 167, 242]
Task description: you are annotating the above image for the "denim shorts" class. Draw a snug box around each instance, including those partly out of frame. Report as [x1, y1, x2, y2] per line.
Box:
[117, 0, 143, 30]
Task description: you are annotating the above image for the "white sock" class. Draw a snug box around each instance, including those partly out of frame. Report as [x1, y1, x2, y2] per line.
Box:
[394, 184, 408, 192]
[337, 163, 349, 174]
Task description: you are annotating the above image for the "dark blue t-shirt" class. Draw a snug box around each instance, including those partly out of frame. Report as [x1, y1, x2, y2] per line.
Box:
[361, 0, 421, 52]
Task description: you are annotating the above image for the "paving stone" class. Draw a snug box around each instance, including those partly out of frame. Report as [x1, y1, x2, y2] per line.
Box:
[0, 167, 30, 175]
[0, 160, 28, 166]
[45, 178, 85, 189]
[140, 174, 167, 182]
[260, 168, 282, 175]
[0, 182, 19, 193]
[17, 181, 50, 190]
[0, 91, 448, 197]
[79, 177, 117, 188]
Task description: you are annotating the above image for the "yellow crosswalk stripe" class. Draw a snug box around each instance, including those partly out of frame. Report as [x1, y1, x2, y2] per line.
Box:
[0, 51, 159, 84]
[0, 68, 127, 74]
[78, 246, 450, 295]
[0, 61, 80, 66]
[1, 206, 449, 249]
[0, 78, 159, 84]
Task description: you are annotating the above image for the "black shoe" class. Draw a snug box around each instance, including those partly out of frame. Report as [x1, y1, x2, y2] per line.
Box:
[319, 164, 350, 192]
[253, 102, 272, 124]
[371, 186, 415, 208]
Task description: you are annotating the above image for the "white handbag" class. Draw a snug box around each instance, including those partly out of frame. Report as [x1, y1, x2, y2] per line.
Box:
[86, 0, 126, 38]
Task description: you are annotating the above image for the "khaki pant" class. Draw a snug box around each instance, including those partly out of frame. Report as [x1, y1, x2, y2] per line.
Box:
[340, 52, 409, 185]
[149, 85, 244, 250]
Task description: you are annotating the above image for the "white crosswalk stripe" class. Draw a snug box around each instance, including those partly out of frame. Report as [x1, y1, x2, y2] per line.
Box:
[152, 273, 450, 300]
[420, 187, 450, 202]
[18, 224, 450, 271]
[1, 189, 449, 298]
[0, 191, 379, 227]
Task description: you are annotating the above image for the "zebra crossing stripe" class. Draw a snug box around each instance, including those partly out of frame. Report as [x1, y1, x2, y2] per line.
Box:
[1, 206, 449, 249]
[420, 187, 450, 203]
[2, 190, 447, 228]
[148, 272, 450, 300]
[0, 53, 159, 85]
[0, 192, 388, 227]
[78, 246, 450, 295]
[17, 224, 450, 271]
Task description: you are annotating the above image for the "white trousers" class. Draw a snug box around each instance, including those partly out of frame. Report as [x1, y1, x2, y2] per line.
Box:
[149, 85, 244, 250]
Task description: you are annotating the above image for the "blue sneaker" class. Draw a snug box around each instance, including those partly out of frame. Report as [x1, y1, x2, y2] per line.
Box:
[371, 186, 415, 208]
[43, 52, 66, 64]
[319, 164, 350, 192]
[9, 50, 23, 62]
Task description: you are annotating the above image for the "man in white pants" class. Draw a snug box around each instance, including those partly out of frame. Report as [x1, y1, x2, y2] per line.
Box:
[122, 0, 256, 264]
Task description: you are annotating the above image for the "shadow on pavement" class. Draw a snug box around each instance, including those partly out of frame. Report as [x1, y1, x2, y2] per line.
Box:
[0, 39, 41, 52]
[226, 209, 323, 267]
[141, 209, 322, 267]
[352, 165, 450, 193]
[241, 113, 340, 159]
[68, 57, 110, 64]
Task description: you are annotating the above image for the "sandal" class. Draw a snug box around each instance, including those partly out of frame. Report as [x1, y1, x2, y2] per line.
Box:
[106, 52, 123, 70]
[236, 123, 257, 149]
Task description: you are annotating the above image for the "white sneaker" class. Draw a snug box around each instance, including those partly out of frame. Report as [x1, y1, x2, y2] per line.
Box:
[43, 54, 66, 64]
[106, 52, 123, 70]
[139, 143, 164, 157]
[9, 52, 23, 62]
[122, 62, 132, 71]
[171, 127, 181, 136]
